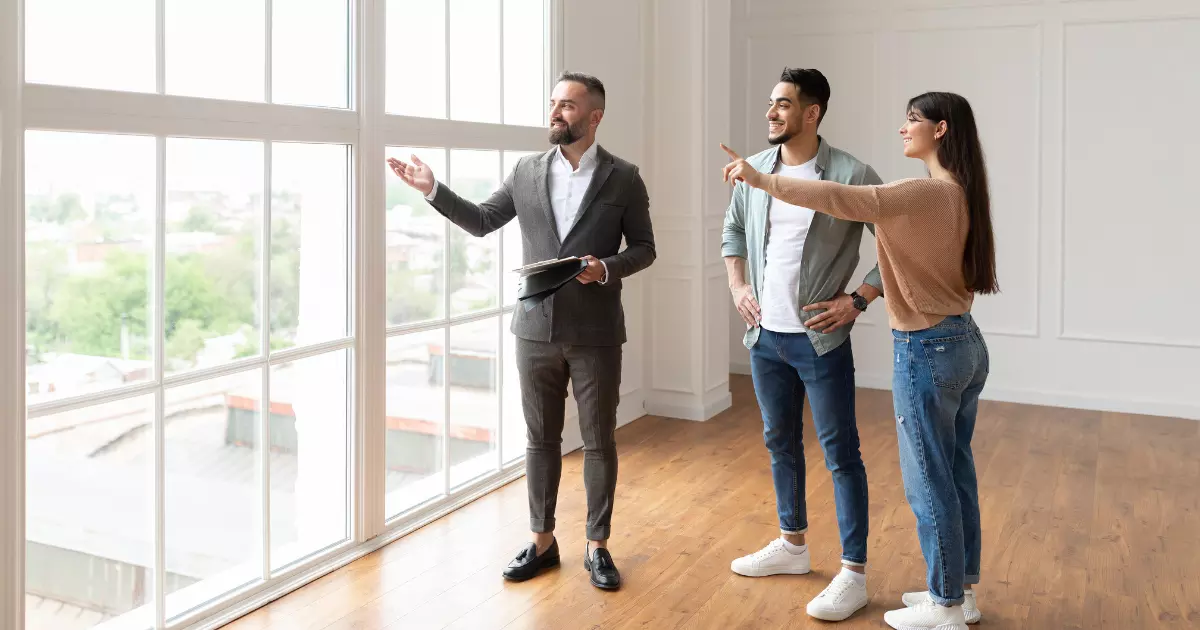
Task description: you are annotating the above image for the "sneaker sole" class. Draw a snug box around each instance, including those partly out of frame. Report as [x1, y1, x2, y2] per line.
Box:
[900, 598, 981, 624]
[730, 565, 811, 577]
[806, 600, 867, 621]
[902, 595, 979, 624]
[885, 623, 967, 630]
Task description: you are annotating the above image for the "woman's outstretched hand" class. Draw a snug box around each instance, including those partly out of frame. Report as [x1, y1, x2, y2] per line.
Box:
[721, 144, 765, 190]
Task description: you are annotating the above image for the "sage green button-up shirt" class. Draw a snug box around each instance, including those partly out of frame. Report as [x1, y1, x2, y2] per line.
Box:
[721, 138, 884, 356]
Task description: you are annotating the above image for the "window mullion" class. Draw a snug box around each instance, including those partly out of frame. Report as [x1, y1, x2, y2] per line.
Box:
[442, 147, 452, 496]
[156, 0, 165, 94]
[260, 141, 273, 580]
[265, 0, 273, 104]
[153, 134, 167, 630]
[356, 0, 388, 543]
[495, 152, 505, 473]
[499, 0, 505, 125]
[0, 0, 26, 625]
[444, 0, 452, 120]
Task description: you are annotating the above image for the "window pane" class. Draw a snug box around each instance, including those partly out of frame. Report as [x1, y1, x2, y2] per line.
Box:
[271, 143, 349, 349]
[449, 318, 499, 488]
[386, 146, 446, 327]
[270, 350, 350, 573]
[164, 369, 263, 619]
[385, 330, 445, 518]
[385, 0, 446, 118]
[273, 0, 350, 108]
[503, 0, 546, 126]
[449, 0, 500, 123]
[501, 312, 523, 463]
[502, 150, 537, 306]
[449, 150, 499, 316]
[26, 0, 155, 92]
[26, 396, 154, 630]
[167, 0, 265, 101]
[165, 139, 264, 375]
[25, 131, 156, 405]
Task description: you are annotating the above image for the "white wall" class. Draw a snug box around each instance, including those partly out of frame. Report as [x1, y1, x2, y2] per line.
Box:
[641, 0, 734, 422]
[729, 0, 1200, 420]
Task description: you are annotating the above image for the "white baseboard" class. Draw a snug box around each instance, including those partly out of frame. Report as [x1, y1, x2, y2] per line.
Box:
[730, 361, 751, 376]
[644, 386, 732, 422]
[853, 373, 1200, 421]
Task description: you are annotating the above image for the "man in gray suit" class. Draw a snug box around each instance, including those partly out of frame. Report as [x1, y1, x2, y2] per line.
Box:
[388, 72, 654, 591]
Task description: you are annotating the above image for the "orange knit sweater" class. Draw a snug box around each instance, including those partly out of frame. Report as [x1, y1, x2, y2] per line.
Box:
[762, 175, 974, 331]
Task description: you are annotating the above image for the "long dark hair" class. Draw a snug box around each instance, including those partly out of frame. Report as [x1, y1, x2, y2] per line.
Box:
[907, 92, 999, 294]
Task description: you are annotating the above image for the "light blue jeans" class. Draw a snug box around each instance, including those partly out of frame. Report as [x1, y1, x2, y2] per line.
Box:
[892, 314, 988, 606]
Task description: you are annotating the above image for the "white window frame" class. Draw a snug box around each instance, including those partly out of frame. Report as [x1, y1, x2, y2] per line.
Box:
[0, 0, 564, 628]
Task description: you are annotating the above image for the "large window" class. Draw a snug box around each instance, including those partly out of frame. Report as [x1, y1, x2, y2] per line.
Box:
[383, 148, 535, 519]
[25, 130, 353, 627]
[11, 1, 552, 629]
[380, 0, 548, 524]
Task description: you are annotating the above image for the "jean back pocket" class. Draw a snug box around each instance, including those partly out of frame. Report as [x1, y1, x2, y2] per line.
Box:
[919, 334, 976, 390]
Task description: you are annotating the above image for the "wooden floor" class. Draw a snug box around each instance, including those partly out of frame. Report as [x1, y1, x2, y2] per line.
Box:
[225, 375, 1200, 629]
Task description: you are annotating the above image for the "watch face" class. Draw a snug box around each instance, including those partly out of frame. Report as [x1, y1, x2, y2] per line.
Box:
[852, 295, 868, 311]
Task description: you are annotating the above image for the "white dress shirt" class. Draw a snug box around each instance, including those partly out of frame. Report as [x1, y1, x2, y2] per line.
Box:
[425, 142, 609, 283]
[548, 142, 599, 240]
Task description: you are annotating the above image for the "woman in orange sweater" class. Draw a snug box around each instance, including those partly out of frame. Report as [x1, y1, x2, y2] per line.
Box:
[723, 92, 997, 630]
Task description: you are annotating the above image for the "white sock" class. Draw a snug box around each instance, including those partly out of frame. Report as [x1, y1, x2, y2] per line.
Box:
[839, 566, 866, 585]
[781, 538, 807, 555]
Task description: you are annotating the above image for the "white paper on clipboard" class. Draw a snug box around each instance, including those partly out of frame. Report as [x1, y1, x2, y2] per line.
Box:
[512, 256, 582, 276]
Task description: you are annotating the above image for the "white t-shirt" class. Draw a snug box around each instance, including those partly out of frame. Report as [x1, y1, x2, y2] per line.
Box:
[759, 156, 820, 333]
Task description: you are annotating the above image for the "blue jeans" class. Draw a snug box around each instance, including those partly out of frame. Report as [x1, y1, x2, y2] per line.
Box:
[749, 329, 869, 566]
[892, 314, 988, 606]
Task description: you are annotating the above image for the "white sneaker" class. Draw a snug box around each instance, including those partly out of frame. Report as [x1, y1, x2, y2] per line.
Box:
[902, 589, 981, 624]
[730, 538, 810, 577]
[806, 569, 868, 621]
[884, 600, 968, 630]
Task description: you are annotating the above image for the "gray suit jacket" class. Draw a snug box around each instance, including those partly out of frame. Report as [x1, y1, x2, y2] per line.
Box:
[428, 144, 655, 346]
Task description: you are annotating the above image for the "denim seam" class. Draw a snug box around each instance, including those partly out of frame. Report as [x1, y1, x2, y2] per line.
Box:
[790, 377, 803, 533]
[908, 341, 951, 600]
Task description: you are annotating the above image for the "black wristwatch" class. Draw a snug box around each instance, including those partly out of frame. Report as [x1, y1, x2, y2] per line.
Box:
[850, 291, 869, 312]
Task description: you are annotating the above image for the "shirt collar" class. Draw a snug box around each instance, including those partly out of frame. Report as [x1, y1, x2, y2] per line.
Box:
[554, 142, 599, 170]
[815, 135, 831, 172]
[767, 135, 830, 175]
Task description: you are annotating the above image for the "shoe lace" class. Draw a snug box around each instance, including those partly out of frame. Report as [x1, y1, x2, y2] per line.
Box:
[818, 576, 852, 602]
[750, 540, 785, 562]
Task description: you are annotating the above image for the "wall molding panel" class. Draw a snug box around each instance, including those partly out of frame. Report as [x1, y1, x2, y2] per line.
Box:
[730, 0, 1200, 420]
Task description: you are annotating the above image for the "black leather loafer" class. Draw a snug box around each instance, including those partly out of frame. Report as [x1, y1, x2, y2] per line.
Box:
[584, 545, 621, 590]
[502, 539, 560, 582]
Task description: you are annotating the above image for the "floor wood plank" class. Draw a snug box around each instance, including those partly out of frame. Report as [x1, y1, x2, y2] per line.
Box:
[223, 375, 1200, 630]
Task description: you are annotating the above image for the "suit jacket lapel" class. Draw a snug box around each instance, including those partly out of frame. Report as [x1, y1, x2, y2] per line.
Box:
[535, 150, 560, 245]
[567, 146, 614, 237]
